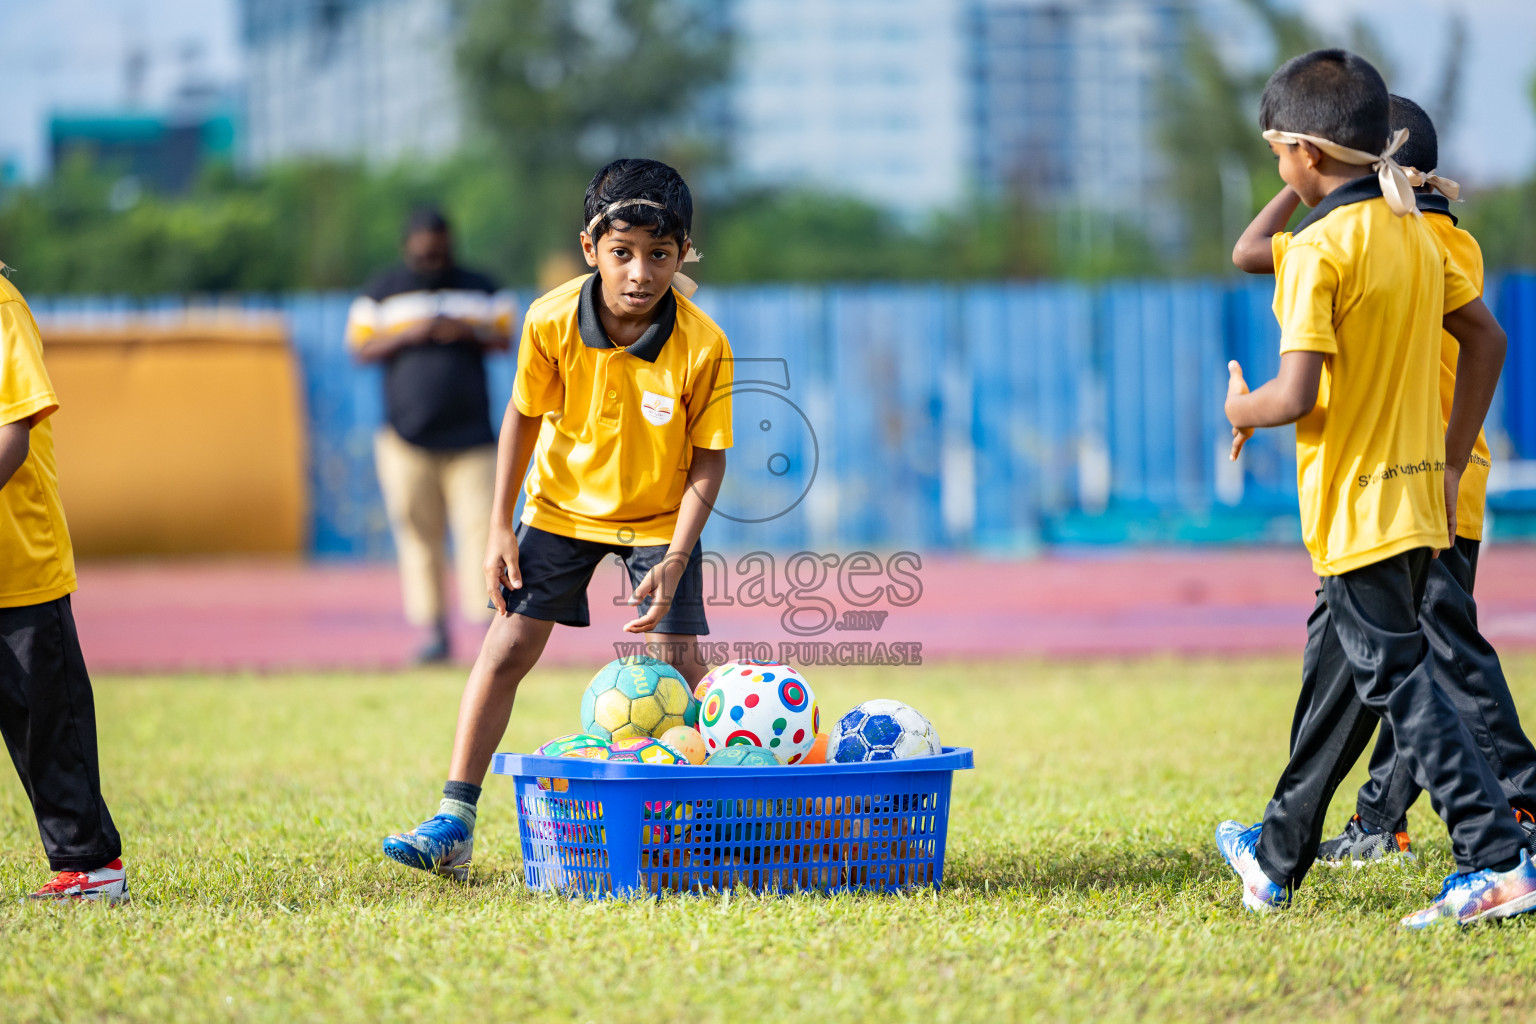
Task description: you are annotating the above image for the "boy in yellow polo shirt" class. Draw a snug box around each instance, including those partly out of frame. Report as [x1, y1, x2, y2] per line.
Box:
[1214, 50, 1536, 929]
[0, 267, 127, 902]
[1232, 96, 1536, 869]
[383, 159, 732, 878]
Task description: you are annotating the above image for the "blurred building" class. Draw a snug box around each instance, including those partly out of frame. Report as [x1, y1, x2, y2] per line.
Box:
[50, 105, 237, 195]
[1, 153, 24, 188]
[729, 0, 973, 212]
[238, 0, 463, 167]
[730, 0, 1184, 226]
[232, 0, 1184, 229]
[47, 43, 238, 195]
[971, 0, 1184, 234]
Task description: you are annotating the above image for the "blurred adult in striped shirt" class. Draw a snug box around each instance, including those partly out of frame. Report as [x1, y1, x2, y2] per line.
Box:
[347, 208, 517, 663]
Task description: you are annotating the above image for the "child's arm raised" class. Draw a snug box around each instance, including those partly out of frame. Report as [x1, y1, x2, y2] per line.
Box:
[1224, 353, 1325, 460]
[484, 405, 544, 615]
[1442, 297, 1508, 546]
[624, 447, 726, 634]
[1232, 187, 1301, 274]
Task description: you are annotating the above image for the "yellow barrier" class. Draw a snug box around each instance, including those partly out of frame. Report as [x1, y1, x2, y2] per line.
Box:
[41, 317, 309, 556]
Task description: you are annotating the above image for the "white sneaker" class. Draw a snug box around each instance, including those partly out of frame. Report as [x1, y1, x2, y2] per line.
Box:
[27, 858, 130, 904]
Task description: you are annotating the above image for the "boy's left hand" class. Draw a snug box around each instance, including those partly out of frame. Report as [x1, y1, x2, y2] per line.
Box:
[623, 552, 689, 633]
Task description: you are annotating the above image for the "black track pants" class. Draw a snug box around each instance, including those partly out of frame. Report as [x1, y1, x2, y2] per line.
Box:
[0, 595, 121, 872]
[1355, 537, 1536, 836]
[1254, 548, 1524, 889]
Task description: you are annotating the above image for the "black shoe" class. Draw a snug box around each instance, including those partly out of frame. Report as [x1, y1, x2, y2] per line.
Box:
[1317, 815, 1414, 868]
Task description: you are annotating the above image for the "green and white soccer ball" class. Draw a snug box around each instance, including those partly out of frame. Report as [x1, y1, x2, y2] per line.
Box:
[705, 744, 780, 767]
[580, 656, 698, 742]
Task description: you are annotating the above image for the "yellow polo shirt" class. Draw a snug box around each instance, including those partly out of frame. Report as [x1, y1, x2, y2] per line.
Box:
[513, 273, 733, 546]
[0, 275, 77, 607]
[1418, 196, 1492, 541]
[1270, 178, 1478, 576]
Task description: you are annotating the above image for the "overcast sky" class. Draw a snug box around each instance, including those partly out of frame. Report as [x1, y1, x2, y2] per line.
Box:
[0, 0, 1532, 186]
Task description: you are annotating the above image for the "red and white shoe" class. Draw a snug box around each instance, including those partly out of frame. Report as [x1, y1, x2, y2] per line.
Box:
[27, 859, 129, 904]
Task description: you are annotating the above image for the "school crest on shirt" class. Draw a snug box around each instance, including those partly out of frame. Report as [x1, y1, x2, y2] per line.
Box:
[640, 391, 675, 426]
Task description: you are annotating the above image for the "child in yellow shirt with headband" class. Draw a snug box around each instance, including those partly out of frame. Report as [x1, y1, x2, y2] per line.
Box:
[1232, 94, 1536, 874]
[380, 159, 732, 880]
[1214, 49, 1535, 929]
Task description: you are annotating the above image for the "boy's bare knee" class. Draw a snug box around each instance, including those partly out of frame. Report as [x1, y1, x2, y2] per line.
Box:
[485, 640, 537, 680]
[477, 615, 550, 680]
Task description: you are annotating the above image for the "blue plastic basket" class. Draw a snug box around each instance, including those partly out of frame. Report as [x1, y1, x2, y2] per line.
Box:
[491, 747, 974, 897]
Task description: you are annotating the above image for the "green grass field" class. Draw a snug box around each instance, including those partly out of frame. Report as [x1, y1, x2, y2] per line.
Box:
[4, 656, 1536, 1022]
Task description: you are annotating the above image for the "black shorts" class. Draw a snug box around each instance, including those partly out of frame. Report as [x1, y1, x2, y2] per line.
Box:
[494, 524, 709, 634]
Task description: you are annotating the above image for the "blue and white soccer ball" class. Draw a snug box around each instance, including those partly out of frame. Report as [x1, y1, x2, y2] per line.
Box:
[826, 699, 941, 763]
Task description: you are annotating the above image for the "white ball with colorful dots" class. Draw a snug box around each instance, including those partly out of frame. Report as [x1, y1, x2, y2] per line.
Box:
[696, 661, 820, 765]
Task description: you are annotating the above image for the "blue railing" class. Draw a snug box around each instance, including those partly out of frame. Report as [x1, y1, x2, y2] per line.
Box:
[32, 273, 1536, 556]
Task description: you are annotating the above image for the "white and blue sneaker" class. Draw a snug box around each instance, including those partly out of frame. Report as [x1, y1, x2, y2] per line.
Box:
[1216, 820, 1290, 913]
[382, 814, 474, 880]
[1401, 850, 1536, 929]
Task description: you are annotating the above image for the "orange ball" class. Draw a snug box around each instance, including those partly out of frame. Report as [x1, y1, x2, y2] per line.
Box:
[661, 725, 707, 765]
[800, 732, 831, 765]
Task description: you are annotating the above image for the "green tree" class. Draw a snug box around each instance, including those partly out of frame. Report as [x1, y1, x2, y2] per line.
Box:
[1157, 0, 1397, 273]
[0, 157, 514, 295]
[453, 0, 730, 281]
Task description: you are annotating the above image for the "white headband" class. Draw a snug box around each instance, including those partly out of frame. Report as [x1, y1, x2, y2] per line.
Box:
[1404, 166, 1461, 201]
[586, 198, 662, 235]
[1262, 127, 1416, 216]
[584, 198, 701, 261]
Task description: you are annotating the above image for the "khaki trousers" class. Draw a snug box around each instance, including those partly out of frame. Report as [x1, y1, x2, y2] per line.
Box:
[374, 428, 496, 626]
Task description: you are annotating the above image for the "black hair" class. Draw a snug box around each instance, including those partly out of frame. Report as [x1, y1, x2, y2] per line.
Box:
[583, 158, 692, 245]
[404, 206, 450, 238]
[1389, 94, 1439, 174]
[1259, 49, 1389, 154]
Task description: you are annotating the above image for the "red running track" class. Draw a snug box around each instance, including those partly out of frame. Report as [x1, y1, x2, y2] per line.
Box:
[73, 547, 1536, 674]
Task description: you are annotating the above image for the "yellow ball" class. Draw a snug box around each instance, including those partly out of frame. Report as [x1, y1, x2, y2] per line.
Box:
[628, 693, 667, 735]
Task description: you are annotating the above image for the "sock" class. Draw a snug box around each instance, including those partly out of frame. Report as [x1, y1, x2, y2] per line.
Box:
[439, 780, 482, 830]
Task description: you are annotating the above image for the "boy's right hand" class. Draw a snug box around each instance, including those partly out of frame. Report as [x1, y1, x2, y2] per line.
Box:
[1443, 464, 1462, 553]
[1226, 361, 1255, 461]
[485, 528, 522, 615]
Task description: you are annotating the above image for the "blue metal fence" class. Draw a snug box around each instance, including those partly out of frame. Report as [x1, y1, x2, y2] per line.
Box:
[32, 272, 1536, 556]
[1498, 275, 1536, 461]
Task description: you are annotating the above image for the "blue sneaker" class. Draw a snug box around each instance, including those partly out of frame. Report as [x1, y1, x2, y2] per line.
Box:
[1215, 820, 1290, 913]
[1401, 850, 1536, 929]
[382, 814, 473, 880]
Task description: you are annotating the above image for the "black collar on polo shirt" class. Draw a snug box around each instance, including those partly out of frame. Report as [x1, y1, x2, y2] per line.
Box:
[577, 272, 677, 364]
[1416, 191, 1458, 225]
[1293, 174, 1383, 235]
